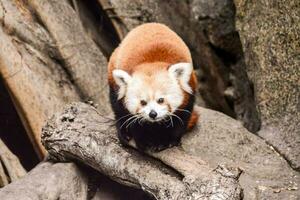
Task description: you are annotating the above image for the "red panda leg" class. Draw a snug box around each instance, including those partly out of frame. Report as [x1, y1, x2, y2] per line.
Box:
[187, 111, 199, 131]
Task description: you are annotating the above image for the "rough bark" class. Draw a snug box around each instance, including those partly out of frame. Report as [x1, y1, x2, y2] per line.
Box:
[42, 102, 242, 200]
[0, 139, 26, 187]
[234, 0, 300, 170]
[0, 161, 89, 200]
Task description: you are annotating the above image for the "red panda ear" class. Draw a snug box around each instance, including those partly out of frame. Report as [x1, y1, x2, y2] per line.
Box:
[168, 62, 193, 94]
[112, 69, 132, 99]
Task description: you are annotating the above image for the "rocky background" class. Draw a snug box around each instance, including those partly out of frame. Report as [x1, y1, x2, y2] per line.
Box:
[235, 0, 300, 171]
[0, 0, 299, 199]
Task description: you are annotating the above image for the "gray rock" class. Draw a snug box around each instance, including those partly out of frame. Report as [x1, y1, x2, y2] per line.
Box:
[0, 162, 88, 200]
[182, 106, 300, 199]
[188, 0, 261, 133]
[234, 0, 300, 170]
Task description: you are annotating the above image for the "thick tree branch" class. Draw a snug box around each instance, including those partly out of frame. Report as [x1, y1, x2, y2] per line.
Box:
[42, 102, 242, 200]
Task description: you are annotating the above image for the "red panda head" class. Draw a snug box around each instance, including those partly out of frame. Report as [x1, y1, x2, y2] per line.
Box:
[112, 62, 194, 122]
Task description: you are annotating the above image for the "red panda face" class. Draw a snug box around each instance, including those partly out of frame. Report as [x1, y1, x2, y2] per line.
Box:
[112, 62, 193, 123]
[125, 72, 182, 122]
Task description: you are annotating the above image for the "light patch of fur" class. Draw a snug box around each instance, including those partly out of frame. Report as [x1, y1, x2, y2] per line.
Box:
[168, 63, 193, 94]
[122, 70, 184, 121]
[112, 70, 132, 99]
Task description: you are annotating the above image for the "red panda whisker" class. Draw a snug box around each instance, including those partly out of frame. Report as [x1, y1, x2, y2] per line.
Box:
[162, 117, 170, 127]
[115, 113, 134, 124]
[125, 117, 136, 129]
[120, 115, 139, 129]
[168, 112, 184, 126]
[126, 115, 142, 129]
[170, 115, 174, 127]
[125, 120, 134, 129]
[167, 115, 174, 128]
[138, 117, 143, 125]
[138, 117, 147, 125]
[166, 118, 172, 128]
[119, 119, 130, 130]
[166, 120, 172, 128]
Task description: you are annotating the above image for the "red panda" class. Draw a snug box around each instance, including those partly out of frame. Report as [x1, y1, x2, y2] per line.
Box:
[108, 23, 198, 151]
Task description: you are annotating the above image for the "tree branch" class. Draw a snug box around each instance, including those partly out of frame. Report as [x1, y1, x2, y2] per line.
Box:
[42, 102, 242, 200]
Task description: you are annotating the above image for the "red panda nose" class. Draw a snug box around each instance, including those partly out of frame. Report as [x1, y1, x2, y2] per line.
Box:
[149, 110, 157, 119]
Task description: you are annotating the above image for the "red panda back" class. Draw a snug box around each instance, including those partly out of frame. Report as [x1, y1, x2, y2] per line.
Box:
[108, 23, 197, 95]
[114, 23, 192, 74]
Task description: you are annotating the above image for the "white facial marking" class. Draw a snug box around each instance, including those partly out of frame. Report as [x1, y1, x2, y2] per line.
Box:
[124, 70, 184, 122]
[140, 101, 168, 121]
[112, 69, 132, 99]
[168, 62, 193, 94]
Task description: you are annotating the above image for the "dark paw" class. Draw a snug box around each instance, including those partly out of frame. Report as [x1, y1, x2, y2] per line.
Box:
[117, 132, 132, 146]
[169, 139, 181, 148]
[134, 137, 181, 152]
[141, 143, 176, 152]
[148, 145, 168, 152]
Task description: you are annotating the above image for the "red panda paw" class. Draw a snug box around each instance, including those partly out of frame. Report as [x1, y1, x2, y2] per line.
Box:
[187, 111, 199, 131]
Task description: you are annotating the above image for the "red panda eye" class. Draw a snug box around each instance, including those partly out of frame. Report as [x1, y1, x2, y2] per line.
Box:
[157, 98, 164, 104]
[140, 100, 147, 106]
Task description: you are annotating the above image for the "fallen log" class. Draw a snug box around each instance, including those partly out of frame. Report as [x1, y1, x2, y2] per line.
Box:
[42, 102, 242, 200]
[0, 162, 89, 200]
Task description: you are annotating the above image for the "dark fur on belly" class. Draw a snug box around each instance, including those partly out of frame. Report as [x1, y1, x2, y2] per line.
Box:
[109, 86, 195, 151]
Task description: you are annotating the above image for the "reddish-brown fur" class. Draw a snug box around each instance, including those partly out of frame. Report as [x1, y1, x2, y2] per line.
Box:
[187, 111, 199, 131]
[108, 23, 198, 129]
